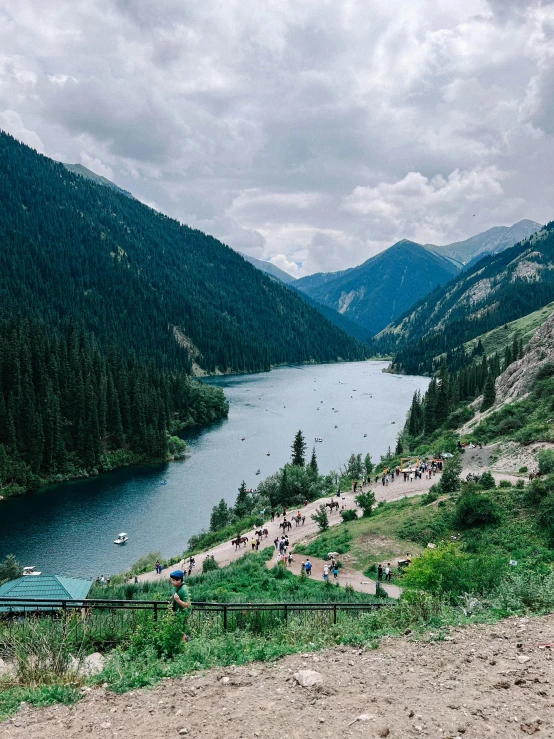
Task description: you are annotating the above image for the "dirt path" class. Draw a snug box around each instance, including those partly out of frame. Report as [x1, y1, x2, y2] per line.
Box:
[6, 613, 554, 738]
[273, 551, 402, 599]
[138, 458, 513, 596]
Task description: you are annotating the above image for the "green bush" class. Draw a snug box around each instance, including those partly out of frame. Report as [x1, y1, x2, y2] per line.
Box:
[498, 480, 512, 488]
[311, 505, 330, 532]
[479, 471, 496, 490]
[539, 493, 554, 545]
[438, 453, 462, 494]
[519, 466, 528, 473]
[402, 544, 506, 601]
[202, 556, 219, 574]
[538, 449, 554, 476]
[340, 509, 358, 522]
[453, 491, 499, 529]
[354, 490, 376, 517]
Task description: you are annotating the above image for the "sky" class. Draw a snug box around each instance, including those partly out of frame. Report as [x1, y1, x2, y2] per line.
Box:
[1, 1, 554, 277]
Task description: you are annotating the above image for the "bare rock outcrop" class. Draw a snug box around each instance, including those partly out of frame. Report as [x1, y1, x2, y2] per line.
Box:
[495, 310, 554, 403]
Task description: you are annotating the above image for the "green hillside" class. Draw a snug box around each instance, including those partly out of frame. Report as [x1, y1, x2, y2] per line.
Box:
[0, 132, 367, 373]
[463, 301, 554, 358]
[374, 222, 554, 375]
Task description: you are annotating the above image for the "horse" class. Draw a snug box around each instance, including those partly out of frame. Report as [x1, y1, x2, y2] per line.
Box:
[293, 514, 305, 527]
[231, 535, 248, 550]
[279, 520, 292, 531]
[325, 500, 340, 513]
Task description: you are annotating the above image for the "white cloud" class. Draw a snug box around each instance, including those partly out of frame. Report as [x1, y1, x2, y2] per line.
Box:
[269, 254, 300, 278]
[0, 0, 553, 274]
[0, 110, 44, 152]
[80, 152, 114, 179]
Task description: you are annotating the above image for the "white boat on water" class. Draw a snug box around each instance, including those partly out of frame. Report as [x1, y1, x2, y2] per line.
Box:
[23, 566, 41, 576]
[114, 532, 129, 545]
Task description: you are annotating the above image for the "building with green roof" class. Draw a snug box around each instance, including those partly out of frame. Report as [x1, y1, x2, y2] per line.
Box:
[0, 574, 92, 610]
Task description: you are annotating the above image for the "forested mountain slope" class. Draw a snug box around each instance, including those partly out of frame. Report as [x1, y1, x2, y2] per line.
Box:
[375, 222, 554, 375]
[296, 240, 459, 337]
[0, 133, 366, 375]
[63, 163, 135, 200]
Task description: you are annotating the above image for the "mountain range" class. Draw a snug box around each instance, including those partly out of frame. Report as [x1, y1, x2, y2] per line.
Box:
[375, 222, 554, 375]
[292, 221, 541, 338]
[424, 219, 541, 267]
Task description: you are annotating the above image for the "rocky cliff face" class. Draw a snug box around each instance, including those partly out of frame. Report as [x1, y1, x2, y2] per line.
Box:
[495, 309, 554, 402]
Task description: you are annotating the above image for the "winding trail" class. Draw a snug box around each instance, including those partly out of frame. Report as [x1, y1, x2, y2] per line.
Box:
[138, 454, 513, 599]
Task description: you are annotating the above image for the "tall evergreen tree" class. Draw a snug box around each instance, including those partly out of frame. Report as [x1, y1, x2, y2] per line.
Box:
[234, 481, 251, 520]
[309, 447, 318, 476]
[291, 430, 307, 466]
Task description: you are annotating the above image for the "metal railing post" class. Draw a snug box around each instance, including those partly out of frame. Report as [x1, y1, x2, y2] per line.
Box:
[154, 602, 158, 622]
[333, 603, 337, 625]
[223, 604, 227, 630]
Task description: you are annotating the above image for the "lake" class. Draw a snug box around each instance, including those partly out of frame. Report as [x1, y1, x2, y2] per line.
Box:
[0, 361, 429, 578]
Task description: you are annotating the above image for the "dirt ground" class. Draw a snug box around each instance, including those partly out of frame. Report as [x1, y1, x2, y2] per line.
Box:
[4, 613, 554, 738]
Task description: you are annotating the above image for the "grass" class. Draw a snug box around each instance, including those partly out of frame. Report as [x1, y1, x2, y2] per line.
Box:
[463, 301, 554, 358]
[0, 685, 80, 722]
[91, 548, 379, 604]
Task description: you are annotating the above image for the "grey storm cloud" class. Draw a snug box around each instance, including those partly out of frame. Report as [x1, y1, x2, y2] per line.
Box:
[1, 0, 554, 276]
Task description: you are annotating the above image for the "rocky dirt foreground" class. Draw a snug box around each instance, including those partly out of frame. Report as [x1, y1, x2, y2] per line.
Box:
[3, 614, 554, 739]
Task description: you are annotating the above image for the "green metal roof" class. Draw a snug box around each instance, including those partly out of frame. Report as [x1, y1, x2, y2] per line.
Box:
[0, 574, 92, 602]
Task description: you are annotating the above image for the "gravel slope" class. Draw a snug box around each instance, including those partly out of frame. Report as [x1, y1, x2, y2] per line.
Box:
[3, 613, 554, 738]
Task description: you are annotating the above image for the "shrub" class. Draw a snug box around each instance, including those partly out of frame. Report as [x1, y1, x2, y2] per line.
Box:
[202, 556, 219, 574]
[498, 480, 512, 488]
[453, 491, 499, 529]
[479, 471, 496, 490]
[0, 554, 21, 585]
[438, 453, 462, 494]
[516, 479, 525, 489]
[354, 490, 376, 517]
[311, 505, 330, 532]
[340, 509, 358, 522]
[538, 449, 554, 476]
[519, 466, 528, 473]
[539, 493, 554, 545]
[402, 544, 506, 600]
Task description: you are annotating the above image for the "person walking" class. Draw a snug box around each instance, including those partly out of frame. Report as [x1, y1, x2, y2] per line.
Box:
[155, 560, 161, 575]
[305, 559, 312, 576]
[274, 537, 279, 550]
[170, 569, 192, 643]
[333, 564, 339, 580]
[377, 564, 383, 581]
[323, 565, 329, 581]
[385, 563, 391, 582]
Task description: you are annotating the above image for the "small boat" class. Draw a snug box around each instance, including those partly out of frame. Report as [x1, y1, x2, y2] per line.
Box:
[160, 480, 167, 485]
[364, 433, 367, 437]
[23, 566, 41, 576]
[241, 437, 246, 441]
[114, 533, 129, 545]
[334, 425, 338, 429]
[255, 469, 261, 475]
[266, 452, 270, 456]
[391, 421, 396, 424]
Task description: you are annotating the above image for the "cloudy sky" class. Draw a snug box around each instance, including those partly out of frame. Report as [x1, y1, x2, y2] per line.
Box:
[1, 1, 554, 276]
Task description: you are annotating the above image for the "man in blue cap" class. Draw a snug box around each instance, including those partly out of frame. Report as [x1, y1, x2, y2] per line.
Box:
[170, 569, 192, 642]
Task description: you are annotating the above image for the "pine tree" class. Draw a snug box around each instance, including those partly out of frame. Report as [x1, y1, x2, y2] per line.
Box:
[363, 453, 373, 476]
[234, 481, 251, 519]
[291, 430, 307, 466]
[210, 499, 232, 532]
[481, 373, 496, 411]
[309, 447, 318, 476]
